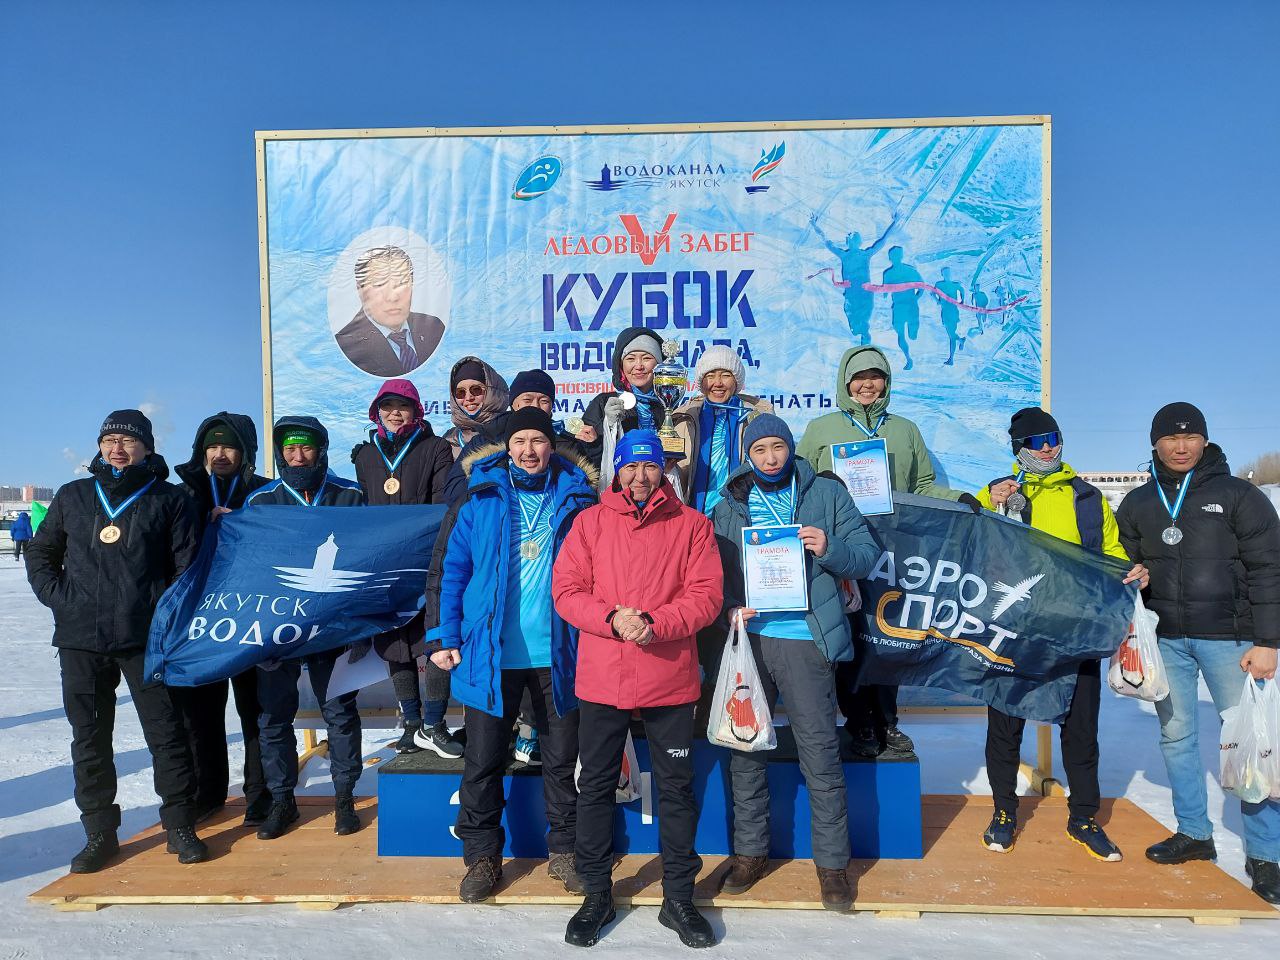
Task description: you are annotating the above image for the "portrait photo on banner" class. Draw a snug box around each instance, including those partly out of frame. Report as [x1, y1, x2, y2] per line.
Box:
[326, 226, 452, 379]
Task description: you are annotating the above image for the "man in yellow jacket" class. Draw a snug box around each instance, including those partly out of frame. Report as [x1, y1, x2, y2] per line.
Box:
[976, 407, 1148, 861]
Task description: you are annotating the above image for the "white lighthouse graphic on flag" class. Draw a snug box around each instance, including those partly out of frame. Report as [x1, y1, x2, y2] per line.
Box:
[274, 534, 372, 594]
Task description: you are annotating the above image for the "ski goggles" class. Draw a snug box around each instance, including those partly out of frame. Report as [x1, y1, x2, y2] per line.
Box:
[1019, 431, 1061, 450]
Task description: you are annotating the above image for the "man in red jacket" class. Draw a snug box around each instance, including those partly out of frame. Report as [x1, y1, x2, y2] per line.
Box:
[553, 429, 723, 950]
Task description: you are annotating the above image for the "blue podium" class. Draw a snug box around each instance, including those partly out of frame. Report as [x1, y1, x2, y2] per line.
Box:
[378, 726, 922, 859]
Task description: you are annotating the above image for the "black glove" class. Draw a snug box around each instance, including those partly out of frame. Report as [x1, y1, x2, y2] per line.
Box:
[958, 492, 983, 515]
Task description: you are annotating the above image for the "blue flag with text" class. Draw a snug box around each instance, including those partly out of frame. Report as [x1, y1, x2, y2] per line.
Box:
[145, 505, 446, 686]
[855, 494, 1136, 722]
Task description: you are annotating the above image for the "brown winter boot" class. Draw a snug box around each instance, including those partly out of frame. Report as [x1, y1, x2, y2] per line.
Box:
[816, 865, 853, 911]
[719, 854, 768, 894]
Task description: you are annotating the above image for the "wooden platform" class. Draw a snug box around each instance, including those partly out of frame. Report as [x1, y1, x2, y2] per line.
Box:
[30, 795, 1278, 922]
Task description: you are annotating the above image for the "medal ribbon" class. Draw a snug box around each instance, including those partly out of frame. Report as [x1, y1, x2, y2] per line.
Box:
[758, 476, 797, 526]
[376, 427, 421, 478]
[210, 474, 240, 509]
[844, 412, 887, 439]
[515, 485, 551, 538]
[95, 478, 157, 523]
[1155, 469, 1194, 527]
[280, 479, 327, 507]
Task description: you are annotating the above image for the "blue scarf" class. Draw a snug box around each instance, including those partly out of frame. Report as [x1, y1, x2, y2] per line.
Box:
[692, 397, 744, 512]
[632, 386, 658, 431]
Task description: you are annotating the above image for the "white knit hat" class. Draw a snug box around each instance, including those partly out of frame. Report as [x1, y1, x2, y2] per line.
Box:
[693, 345, 746, 393]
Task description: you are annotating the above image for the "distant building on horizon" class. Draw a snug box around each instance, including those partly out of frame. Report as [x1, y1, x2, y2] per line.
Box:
[1079, 471, 1150, 511]
[1, 484, 55, 503]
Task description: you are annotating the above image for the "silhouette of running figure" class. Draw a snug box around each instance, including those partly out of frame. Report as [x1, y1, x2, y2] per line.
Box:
[969, 281, 989, 336]
[933, 266, 966, 366]
[883, 245, 922, 370]
[810, 211, 899, 344]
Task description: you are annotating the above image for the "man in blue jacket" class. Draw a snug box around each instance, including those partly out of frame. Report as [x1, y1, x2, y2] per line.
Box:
[429, 408, 597, 904]
[10, 510, 33, 560]
[244, 417, 366, 841]
[712, 414, 879, 911]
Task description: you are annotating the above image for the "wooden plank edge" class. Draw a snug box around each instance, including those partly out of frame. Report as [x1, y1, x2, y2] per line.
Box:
[28, 893, 1278, 919]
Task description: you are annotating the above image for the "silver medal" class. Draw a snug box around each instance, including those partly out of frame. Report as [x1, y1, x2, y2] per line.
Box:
[1005, 492, 1027, 514]
[520, 539, 540, 561]
[1161, 526, 1183, 546]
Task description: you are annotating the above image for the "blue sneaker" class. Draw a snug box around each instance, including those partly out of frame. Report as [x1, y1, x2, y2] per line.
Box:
[514, 729, 541, 766]
[982, 810, 1017, 853]
[1067, 816, 1123, 862]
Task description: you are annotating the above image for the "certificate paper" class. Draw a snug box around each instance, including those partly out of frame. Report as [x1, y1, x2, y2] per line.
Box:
[742, 524, 809, 613]
[831, 438, 894, 516]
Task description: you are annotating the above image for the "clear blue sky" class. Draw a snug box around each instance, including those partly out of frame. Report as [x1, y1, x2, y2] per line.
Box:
[4, 0, 1277, 486]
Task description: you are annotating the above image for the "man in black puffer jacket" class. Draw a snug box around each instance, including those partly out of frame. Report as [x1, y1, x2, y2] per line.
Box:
[26, 409, 207, 873]
[1117, 402, 1280, 903]
[172, 413, 272, 827]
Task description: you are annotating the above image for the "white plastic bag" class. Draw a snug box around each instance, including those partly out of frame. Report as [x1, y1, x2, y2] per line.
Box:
[707, 612, 776, 752]
[1261, 680, 1280, 799]
[1107, 594, 1169, 702]
[574, 728, 643, 804]
[1220, 675, 1273, 804]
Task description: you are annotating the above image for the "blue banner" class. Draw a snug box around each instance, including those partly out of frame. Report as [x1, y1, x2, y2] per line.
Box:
[144, 505, 446, 686]
[856, 495, 1135, 722]
[262, 120, 1045, 493]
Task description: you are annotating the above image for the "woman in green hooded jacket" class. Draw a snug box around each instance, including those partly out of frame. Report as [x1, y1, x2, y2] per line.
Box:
[797, 344, 974, 760]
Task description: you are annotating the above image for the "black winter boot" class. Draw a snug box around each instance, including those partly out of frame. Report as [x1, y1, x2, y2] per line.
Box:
[257, 795, 300, 840]
[565, 890, 615, 947]
[165, 825, 209, 864]
[658, 897, 717, 948]
[1247, 858, 1280, 904]
[70, 831, 119, 874]
[334, 793, 361, 836]
[1145, 832, 1216, 864]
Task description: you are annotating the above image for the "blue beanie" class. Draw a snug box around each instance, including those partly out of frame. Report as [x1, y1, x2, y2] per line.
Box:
[742, 413, 795, 457]
[613, 429, 664, 472]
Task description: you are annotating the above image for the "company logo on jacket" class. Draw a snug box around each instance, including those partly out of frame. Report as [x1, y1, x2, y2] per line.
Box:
[1201, 503, 1224, 514]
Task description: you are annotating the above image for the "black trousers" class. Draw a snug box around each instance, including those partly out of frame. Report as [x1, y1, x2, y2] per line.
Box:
[835, 664, 899, 731]
[13, 540, 27, 561]
[456, 668, 579, 864]
[694, 622, 726, 733]
[986, 659, 1101, 819]
[58, 647, 197, 832]
[171, 669, 267, 809]
[576, 700, 702, 900]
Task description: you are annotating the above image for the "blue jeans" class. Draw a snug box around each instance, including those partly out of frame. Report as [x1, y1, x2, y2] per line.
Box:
[1155, 637, 1280, 863]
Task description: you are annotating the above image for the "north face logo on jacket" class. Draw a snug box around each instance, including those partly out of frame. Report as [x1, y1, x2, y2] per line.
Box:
[1201, 503, 1224, 513]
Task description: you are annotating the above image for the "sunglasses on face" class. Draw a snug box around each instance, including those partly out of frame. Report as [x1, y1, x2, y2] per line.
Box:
[1021, 432, 1061, 449]
[453, 385, 486, 400]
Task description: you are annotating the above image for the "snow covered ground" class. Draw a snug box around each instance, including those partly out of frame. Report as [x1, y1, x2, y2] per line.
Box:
[0, 561, 1274, 958]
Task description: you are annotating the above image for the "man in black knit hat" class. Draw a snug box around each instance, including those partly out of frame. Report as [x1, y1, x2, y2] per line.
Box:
[25, 409, 208, 872]
[1117, 402, 1280, 903]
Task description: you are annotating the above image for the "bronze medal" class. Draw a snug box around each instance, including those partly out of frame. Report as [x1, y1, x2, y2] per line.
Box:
[383, 477, 401, 495]
[99, 524, 122, 544]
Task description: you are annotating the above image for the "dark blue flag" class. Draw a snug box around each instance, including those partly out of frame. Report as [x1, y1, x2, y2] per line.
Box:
[855, 494, 1136, 722]
[145, 504, 446, 686]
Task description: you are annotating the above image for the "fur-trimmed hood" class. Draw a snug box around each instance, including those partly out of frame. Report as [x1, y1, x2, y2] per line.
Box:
[459, 439, 600, 490]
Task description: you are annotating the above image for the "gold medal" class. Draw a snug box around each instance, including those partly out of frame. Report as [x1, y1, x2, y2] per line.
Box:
[566, 416, 585, 435]
[520, 539, 540, 561]
[99, 524, 122, 544]
[383, 476, 401, 495]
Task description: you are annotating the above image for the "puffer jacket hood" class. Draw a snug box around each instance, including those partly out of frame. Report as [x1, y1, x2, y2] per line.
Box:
[174, 412, 262, 499]
[836, 344, 893, 424]
[368, 379, 425, 438]
[612, 327, 664, 391]
[272, 415, 330, 493]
